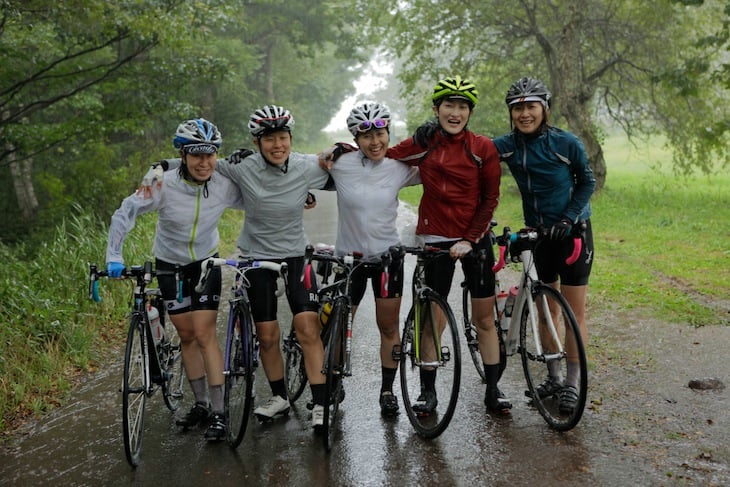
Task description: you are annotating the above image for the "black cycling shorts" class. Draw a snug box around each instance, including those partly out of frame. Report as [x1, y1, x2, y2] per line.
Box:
[345, 257, 405, 306]
[423, 239, 496, 299]
[534, 219, 594, 286]
[246, 255, 319, 322]
[156, 256, 222, 315]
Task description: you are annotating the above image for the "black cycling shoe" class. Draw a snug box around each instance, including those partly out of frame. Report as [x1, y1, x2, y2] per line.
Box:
[412, 390, 437, 416]
[485, 387, 512, 414]
[379, 391, 400, 417]
[525, 376, 563, 399]
[204, 413, 226, 441]
[558, 385, 579, 414]
[176, 402, 210, 428]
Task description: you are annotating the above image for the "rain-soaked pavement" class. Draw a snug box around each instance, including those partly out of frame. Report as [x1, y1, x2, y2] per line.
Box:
[2, 191, 729, 486]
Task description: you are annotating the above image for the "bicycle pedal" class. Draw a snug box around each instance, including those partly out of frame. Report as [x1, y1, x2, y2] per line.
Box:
[391, 344, 402, 361]
[440, 346, 451, 362]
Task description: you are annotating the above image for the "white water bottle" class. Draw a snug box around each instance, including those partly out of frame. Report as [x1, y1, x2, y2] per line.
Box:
[147, 303, 164, 345]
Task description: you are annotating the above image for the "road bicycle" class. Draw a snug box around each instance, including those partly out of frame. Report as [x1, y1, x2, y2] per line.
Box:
[300, 243, 385, 451]
[88, 262, 185, 467]
[391, 246, 461, 439]
[196, 257, 288, 448]
[491, 226, 588, 431]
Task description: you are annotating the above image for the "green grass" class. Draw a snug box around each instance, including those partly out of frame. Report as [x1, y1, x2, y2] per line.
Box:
[399, 133, 730, 327]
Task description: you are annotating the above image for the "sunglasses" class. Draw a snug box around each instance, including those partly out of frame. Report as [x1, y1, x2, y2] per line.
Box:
[355, 118, 389, 133]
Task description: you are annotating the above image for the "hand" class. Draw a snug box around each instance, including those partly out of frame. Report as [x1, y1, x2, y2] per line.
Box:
[304, 192, 317, 209]
[450, 240, 472, 259]
[227, 148, 254, 164]
[107, 262, 125, 278]
[137, 162, 165, 199]
[413, 120, 439, 148]
[549, 220, 573, 240]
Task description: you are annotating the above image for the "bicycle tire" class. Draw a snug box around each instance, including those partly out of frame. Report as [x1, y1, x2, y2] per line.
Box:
[225, 303, 255, 448]
[283, 323, 307, 403]
[160, 307, 184, 411]
[461, 284, 487, 383]
[322, 299, 346, 451]
[399, 290, 461, 439]
[520, 283, 587, 431]
[122, 314, 147, 467]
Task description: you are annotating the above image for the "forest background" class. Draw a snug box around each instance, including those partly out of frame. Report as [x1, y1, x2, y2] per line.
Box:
[1, 0, 728, 434]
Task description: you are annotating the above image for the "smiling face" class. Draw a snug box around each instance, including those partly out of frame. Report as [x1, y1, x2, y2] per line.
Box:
[510, 101, 547, 135]
[355, 128, 390, 161]
[183, 152, 217, 182]
[255, 130, 292, 165]
[433, 98, 472, 135]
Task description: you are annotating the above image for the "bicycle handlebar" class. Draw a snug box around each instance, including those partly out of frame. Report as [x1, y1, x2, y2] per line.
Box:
[506, 226, 583, 266]
[88, 262, 183, 303]
[196, 257, 287, 294]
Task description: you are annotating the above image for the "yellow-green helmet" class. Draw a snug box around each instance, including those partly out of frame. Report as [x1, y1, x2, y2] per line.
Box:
[431, 75, 478, 107]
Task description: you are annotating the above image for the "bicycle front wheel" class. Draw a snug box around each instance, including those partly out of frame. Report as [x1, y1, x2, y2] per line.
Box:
[225, 303, 255, 448]
[283, 322, 307, 403]
[161, 317, 184, 411]
[520, 283, 587, 431]
[322, 300, 346, 451]
[399, 291, 461, 439]
[122, 315, 147, 467]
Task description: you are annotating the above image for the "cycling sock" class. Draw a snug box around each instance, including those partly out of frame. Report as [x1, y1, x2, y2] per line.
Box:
[420, 368, 437, 393]
[311, 383, 326, 406]
[270, 378, 288, 400]
[566, 361, 580, 389]
[547, 359, 563, 382]
[209, 384, 224, 414]
[189, 376, 209, 405]
[381, 367, 397, 393]
[484, 363, 501, 389]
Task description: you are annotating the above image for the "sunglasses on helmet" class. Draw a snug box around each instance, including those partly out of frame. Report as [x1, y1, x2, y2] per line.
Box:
[355, 118, 389, 133]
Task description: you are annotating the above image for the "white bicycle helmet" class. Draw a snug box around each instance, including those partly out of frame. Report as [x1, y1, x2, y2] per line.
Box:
[248, 105, 295, 136]
[173, 118, 221, 153]
[346, 102, 391, 136]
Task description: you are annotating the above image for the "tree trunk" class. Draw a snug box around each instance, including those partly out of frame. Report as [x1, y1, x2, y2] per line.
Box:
[8, 152, 39, 220]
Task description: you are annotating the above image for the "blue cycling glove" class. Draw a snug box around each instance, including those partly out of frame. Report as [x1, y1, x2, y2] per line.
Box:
[107, 261, 125, 278]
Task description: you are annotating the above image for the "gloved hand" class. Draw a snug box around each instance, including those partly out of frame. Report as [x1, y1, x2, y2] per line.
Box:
[549, 219, 573, 240]
[450, 240, 472, 259]
[413, 120, 440, 148]
[227, 148, 254, 164]
[107, 262, 125, 278]
[304, 192, 317, 209]
[137, 162, 166, 199]
[318, 142, 356, 169]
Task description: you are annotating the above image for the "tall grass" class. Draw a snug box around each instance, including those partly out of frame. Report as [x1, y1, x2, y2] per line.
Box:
[0, 204, 242, 433]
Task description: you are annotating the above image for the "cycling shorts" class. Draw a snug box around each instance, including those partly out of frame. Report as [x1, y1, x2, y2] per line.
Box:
[246, 255, 319, 322]
[423, 239, 496, 299]
[534, 219, 594, 286]
[345, 258, 405, 306]
[156, 256, 222, 315]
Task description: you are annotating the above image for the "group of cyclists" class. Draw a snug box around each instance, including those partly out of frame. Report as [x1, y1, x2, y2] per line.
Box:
[106, 74, 595, 441]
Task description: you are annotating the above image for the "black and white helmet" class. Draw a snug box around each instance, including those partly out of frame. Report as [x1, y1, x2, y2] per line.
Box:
[505, 77, 552, 108]
[248, 105, 295, 136]
[346, 102, 391, 136]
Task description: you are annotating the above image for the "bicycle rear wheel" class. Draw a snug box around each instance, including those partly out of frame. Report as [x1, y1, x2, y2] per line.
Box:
[160, 308, 184, 411]
[225, 304, 255, 448]
[322, 300, 345, 451]
[399, 291, 461, 439]
[520, 283, 587, 431]
[283, 323, 307, 403]
[122, 315, 147, 467]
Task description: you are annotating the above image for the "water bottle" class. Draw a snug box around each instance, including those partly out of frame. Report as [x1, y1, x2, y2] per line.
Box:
[496, 290, 508, 318]
[319, 301, 333, 328]
[503, 285, 518, 317]
[147, 303, 164, 345]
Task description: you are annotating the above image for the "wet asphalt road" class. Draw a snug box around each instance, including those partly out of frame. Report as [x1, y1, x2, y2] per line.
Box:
[1, 191, 728, 486]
